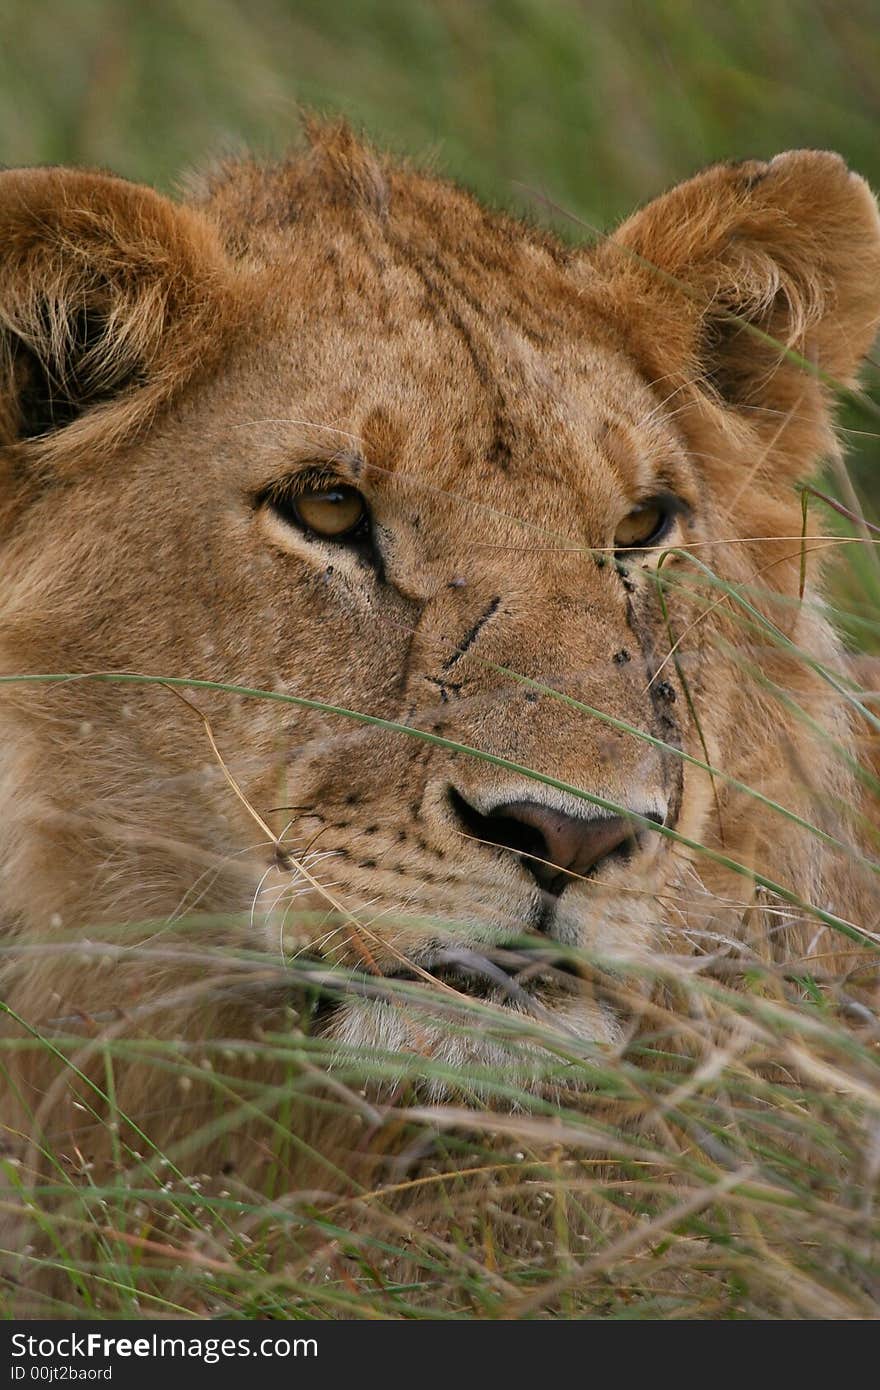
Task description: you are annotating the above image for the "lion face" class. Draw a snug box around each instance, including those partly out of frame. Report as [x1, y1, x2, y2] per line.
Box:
[2, 131, 879, 1077]
[206, 313, 693, 1053]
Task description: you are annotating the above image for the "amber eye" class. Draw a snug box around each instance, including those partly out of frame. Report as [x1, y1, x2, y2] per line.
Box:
[285, 485, 367, 540]
[614, 497, 676, 552]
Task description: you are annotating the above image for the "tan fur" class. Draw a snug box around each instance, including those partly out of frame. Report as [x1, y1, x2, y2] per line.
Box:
[1, 129, 879, 1260]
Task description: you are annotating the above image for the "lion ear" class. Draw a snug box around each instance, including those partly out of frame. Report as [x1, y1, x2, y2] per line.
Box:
[0, 167, 232, 464]
[598, 151, 880, 460]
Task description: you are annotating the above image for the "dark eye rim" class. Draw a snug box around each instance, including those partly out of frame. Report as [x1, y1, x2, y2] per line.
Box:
[261, 481, 371, 544]
[257, 476, 385, 579]
[614, 492, 689, 554]
[292, 485, 370, 542]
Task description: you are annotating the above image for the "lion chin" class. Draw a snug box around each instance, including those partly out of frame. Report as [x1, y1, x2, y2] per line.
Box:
[325, 990, 624, 1103]
[266, 846, 663, 1094]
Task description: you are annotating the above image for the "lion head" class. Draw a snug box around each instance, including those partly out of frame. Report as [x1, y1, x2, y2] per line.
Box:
[1, 128, 878, 1103]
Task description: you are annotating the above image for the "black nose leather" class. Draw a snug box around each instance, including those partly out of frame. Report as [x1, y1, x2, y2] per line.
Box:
[450, 790, 646, 895]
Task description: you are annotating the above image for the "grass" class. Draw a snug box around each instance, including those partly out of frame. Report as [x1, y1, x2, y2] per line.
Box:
[1, 938, 878, 1318]
[1, 925, 878, 1318]
[1, 0, 879, 1321]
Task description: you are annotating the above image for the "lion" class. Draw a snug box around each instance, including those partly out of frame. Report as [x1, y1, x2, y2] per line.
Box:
[1, 124, 879, 1311]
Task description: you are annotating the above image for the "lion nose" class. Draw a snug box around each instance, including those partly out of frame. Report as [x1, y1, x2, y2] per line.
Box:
[488, 801, 637, 894]
[449, 790, 656, 896]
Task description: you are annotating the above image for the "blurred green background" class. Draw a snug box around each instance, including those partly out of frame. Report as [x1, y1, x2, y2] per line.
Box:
[5, 0, 880, 226]
[3, 0, 879, 557]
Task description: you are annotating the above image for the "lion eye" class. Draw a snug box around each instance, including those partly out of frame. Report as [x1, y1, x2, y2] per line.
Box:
[614, 498, 675, 552]
[287, 485, 367, 539]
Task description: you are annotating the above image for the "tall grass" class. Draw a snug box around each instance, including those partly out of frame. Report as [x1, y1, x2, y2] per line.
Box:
[2, 958, 879, 1319]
